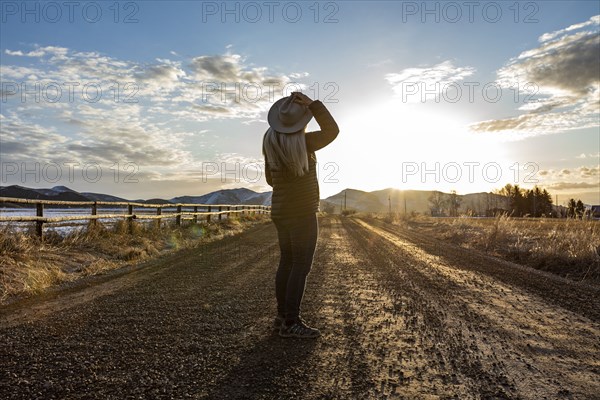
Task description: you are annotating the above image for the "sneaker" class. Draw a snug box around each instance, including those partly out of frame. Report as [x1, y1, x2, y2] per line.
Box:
[273, 315, 285, 331]
[279, 318, 321, 338]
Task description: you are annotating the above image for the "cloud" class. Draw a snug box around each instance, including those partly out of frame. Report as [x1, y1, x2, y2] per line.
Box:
[579, 165, 600, 178]
[5, 46, 68, 58]
[538, 165, 600, 182]
[0, 113, 72, 163]
[135, 63, 186, 90]
[471, 16, 600, 137]
[0, 45, 305, 188]
[386, 60, 475, 85]
[1, 45, 305, 120]
[385, 61, 475, 100]
[576, 152, 600, 160]
[190, 54, 245, 82]
[553, 166, 600, 178]
[367, 59, 393, 68]
[538, 15, 600, 43]
[1, 104, 193, 169]
[183, 54, 297, 112]
[547, 181, 599, 190]
[536, 165, 599, 192]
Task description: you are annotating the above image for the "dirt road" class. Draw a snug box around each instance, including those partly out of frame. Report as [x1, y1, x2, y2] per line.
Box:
[1, 216, 599, 399]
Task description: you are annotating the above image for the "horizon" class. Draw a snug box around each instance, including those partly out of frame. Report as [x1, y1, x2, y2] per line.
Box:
[1, 1, 598, 206]
[2, 182, 597, 206]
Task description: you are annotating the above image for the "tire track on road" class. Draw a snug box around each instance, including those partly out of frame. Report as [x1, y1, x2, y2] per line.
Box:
[348, 217, 600, 399]
[366, 216, 600, 322]
[338, 217, 516, 399]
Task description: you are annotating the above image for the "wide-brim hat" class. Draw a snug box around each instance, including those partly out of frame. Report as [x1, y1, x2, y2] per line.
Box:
[267, 95, 313, 134]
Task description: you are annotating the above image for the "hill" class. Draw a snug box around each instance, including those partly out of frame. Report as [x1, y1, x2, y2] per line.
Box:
[0, 185, 91, 203]
[171, 188, 272, 206]
[321, 188, 509, 216]
[0, 185, 272, 207]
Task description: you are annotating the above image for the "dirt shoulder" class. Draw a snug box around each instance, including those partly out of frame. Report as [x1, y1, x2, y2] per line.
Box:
[0, 215, 270, 306]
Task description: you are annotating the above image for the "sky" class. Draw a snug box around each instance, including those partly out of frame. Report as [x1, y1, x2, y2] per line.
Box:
[0, 0, 599, 204]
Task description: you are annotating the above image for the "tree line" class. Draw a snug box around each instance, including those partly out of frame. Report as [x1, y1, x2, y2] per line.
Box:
[495, 184, 588, 218]
[428, 184, 589, 218]
[494, 184, 553, 217]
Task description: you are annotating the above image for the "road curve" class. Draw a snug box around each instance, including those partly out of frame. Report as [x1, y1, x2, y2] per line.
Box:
[1, 216, 598, 399]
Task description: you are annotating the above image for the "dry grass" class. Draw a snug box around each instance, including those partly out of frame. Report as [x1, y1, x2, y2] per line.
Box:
[0, 214, 269, 304]
[360, 211, 424, 225]
[371, 213, 600, 282]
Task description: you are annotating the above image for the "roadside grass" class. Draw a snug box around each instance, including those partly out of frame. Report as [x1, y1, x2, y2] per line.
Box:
[368, 213, 600, 282]
[0, 213, 270, 304]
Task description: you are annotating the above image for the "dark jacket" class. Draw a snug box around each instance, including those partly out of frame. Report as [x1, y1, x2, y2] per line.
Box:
[264, 100, 339, 218]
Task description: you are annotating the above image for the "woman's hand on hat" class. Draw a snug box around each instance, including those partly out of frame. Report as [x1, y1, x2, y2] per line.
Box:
[292, 92, 313, 107]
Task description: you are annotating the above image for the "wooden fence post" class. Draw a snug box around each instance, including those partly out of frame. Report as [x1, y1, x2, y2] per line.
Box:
[91, 201, 97, 227]
[127, 204, 134, 234]
[207, 205, 211, 223]
[218, 206, 222, 221]
[193, 206, 198, 224]
[176, 205, 182, 226]
[36, 203, 44, 238]
[156, 207, 162, 229]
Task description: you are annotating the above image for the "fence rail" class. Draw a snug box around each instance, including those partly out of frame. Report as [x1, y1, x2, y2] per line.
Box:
[0, 197, 270, 237]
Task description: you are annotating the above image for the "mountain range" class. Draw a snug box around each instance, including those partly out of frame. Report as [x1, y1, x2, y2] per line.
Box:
[0, 185, 573, 215]
[0, 185, 272, 207]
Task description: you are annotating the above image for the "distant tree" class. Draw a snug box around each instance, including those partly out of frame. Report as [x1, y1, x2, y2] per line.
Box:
[541, 189, 554, 217]
[524, 186, 553, 217]
[428, 191, 445, 216]
[576, 200, 585, 218]
[567, 198, 577, 218]
[496, 183, 512, 198]
[525, 188, 535, 217]
[540, 188, 553, 216]
[447, 190, 462, 217]
[514, 185, 528, 216]
[494, 183, 559, 217]
[498, 184, 526, 216]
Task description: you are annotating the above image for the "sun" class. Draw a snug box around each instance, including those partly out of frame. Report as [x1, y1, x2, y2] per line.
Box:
[318, 98, 510, 195]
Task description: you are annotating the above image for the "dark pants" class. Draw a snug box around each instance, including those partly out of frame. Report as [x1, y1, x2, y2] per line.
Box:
[272, 213, 318, 322]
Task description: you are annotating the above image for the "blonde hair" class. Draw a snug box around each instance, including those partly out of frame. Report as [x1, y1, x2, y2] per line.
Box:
[262, 127, 309, 177]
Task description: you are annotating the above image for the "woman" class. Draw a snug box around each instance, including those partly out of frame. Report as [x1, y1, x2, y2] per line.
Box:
[262, 92, 339, 338]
